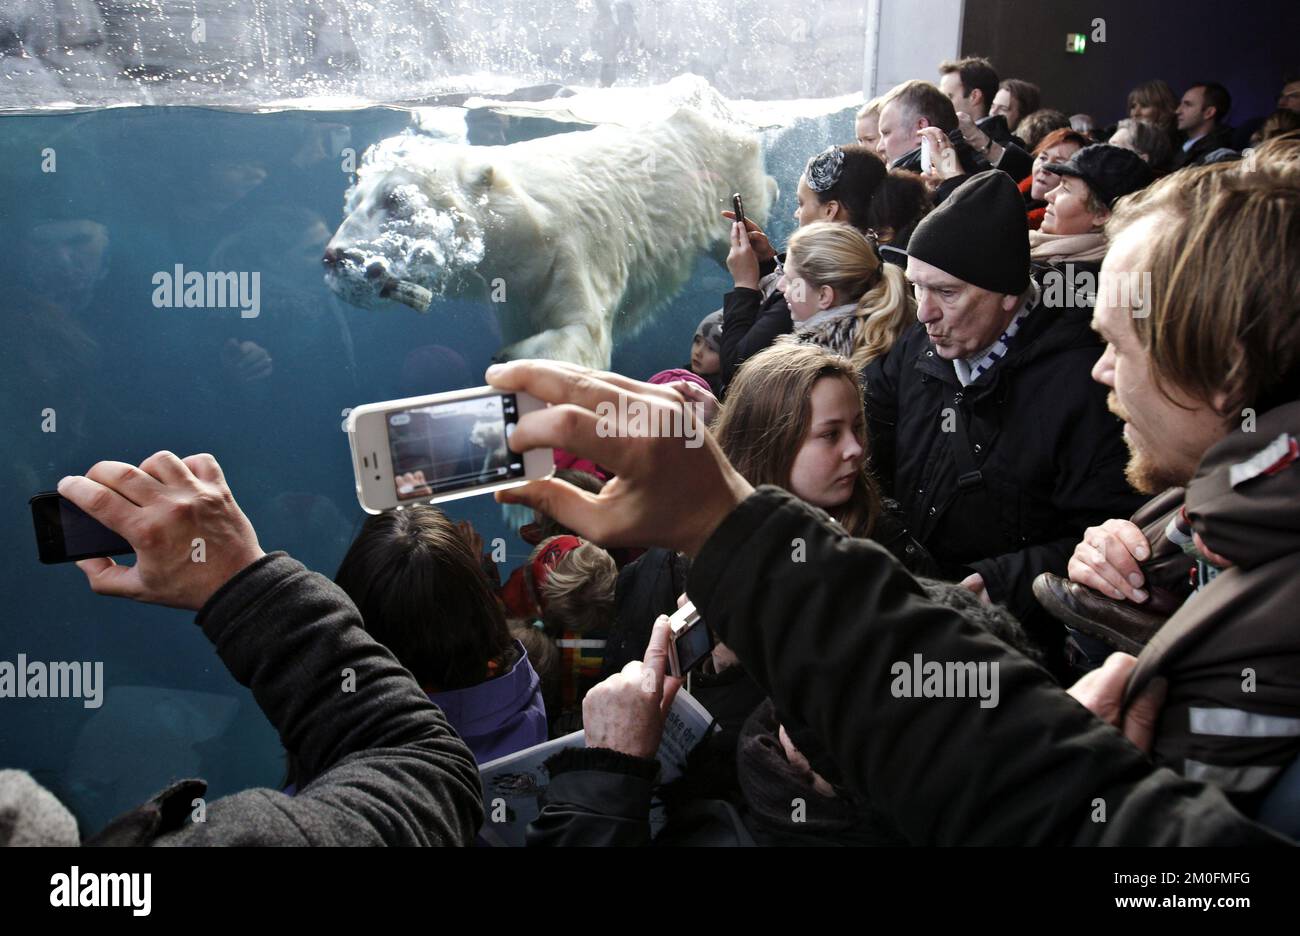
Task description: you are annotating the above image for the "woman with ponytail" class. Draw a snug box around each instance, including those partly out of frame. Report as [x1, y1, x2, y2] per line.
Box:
[720, 144, 929, 394]
[776, 221, 915, 371]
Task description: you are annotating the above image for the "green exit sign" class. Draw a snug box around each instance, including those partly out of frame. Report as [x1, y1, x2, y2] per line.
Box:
[1066, 33, 1087, 53]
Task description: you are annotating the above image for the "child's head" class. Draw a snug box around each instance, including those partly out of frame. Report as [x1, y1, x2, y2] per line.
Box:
[335, 504, 511, 692]
[714, 342, 883, 537]
[526, 535, 618, 636]
[691, 310, 723, 376]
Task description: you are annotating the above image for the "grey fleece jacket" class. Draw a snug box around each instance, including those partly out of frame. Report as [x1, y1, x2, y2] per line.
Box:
[88, 552, 484, 846]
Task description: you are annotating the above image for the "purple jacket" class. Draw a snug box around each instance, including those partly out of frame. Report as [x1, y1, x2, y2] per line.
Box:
[427, 639, 547, 765]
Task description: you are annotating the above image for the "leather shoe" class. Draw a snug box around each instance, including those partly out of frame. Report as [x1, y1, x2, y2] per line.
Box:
[1033, 573, 1170, 655]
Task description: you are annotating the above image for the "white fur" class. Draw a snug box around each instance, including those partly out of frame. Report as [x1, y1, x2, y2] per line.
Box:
[326, 107, 777, 368]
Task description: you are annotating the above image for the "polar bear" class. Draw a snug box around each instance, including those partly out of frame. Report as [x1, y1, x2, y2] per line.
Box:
[324, 107, 777, 368]
[469, 418, 507, 472]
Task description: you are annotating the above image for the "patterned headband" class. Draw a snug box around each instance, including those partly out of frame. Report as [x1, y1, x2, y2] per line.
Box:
[805, 146, 845, 193]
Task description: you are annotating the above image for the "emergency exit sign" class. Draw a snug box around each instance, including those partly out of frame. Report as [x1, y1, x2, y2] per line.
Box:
[1066, 33, 1087, 53]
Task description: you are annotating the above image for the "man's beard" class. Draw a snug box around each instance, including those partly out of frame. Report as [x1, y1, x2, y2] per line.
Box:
[1123, 443, 1189, 495]
[1109, 392, 1191, 494]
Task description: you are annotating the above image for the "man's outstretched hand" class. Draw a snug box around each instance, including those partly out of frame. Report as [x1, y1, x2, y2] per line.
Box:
[59, 451, 266, 611]
[487, 359, 754, 557]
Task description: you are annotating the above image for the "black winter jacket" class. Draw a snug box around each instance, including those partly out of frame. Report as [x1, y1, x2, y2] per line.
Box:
[87, 553, 484, 846]
[684, 486, 1286, 845]
[719, 284, 791, 392]
[862, 290, 1146, 640]
[603, 511, 936, 682]
[1174, 124, 1237, 169]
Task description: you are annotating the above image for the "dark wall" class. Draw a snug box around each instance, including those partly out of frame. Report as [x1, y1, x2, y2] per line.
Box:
[961, 0, 1299, 130]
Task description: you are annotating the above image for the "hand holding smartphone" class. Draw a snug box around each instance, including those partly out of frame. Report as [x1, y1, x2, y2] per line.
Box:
[347, 385, 553, 513]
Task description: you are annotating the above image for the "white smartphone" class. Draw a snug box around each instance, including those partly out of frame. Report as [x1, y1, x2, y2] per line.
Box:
[346, 386, 552, 514]
[921, 135, 933, 174]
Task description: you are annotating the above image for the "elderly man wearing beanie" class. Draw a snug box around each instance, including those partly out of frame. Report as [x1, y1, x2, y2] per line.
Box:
[863, 170, 1144, 674]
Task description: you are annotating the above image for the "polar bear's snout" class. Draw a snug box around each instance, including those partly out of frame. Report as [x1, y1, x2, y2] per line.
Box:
[323, 166, 488, 313]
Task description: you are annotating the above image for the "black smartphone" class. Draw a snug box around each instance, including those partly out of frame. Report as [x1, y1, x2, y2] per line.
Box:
[30, 492, 134, 565]
[732, 192, 746, 228]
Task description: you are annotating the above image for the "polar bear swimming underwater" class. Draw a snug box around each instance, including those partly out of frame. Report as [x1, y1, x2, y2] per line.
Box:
[323, 107, 777, 368]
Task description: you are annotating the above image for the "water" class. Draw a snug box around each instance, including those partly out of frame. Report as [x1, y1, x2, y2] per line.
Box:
[0, 88, 853, 834]
[0, 1, 866, 110]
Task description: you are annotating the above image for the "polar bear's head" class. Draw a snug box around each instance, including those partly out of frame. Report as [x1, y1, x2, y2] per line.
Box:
[324, 135, 496, 312]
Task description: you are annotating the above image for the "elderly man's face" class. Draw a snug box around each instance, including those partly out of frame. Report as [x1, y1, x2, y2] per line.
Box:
[906, 256, 1020, 360]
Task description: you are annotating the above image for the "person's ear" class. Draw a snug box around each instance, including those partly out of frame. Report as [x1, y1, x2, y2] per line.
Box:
[822, 199, 842, 221]
[1001, 292, 1020, 313]
[1211, 385, 1233, 420]
[819, 284, 836, 309]
[1093, 206, 1112, 229]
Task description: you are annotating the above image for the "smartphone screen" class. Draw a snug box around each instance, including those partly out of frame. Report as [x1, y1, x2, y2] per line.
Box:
[31, 493, 134, 565]
[673, 618, 715, 676]
[732, 192, 746, 228]
[386, 392, 526, 501]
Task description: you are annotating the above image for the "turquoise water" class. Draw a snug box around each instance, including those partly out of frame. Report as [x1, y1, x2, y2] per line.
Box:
[0, 102, 840, 834]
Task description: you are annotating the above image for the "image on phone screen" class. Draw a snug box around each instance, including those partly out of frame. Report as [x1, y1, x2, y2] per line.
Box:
[387, 393, 525, 500]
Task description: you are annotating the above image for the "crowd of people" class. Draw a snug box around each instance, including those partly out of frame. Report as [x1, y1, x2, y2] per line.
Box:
[6, 57, 1299, 848]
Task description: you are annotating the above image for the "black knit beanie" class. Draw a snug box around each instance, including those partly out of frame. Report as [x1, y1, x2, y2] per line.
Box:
[907, 169, 1030, 295]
